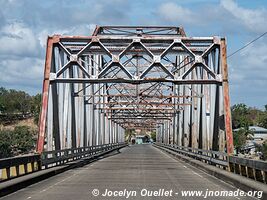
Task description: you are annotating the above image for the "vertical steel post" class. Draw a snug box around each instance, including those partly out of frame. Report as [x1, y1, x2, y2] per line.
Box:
[221, 38, 234, 155]
[47, 85, 53, 151]
[37, 36, 57, 153]
[51, 49, 60, 150]
[69, 67, 77, 148]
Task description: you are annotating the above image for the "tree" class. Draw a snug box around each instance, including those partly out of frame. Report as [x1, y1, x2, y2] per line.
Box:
[249, 107, 262, 125]
[150, 132, 156, 142]
[257, 104, 267, 129]
[258, 113, 267, 129]
[0, 88, 42, 125]
[262, 141, 267, 160]
[0, 88, 31, 114]
[31, 94, 42, 125]
[0, 126, 35, 158]
[12, 126, 35, 154]
[233, 127, 253, 154]
[0, 87, 8, 113]
[15, 91, 31, 114]
[0, 130, 13, 158]
[231, 103, 253, 129]
[125, 129, 135, 142]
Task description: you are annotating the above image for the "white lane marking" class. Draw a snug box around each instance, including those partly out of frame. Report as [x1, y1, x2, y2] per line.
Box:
[27, 197, 32, 199]
[193, 172, 203, 178]
[38, 165, 84, 194]
[156, 147, 205, 179]
[158, 149, 182, 163]
[39, 174, 74, 193]
[156, 147, 259, 200]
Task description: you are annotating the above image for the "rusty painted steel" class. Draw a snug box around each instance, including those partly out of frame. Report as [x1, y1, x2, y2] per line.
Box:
[37, 37, 57, 153]
[221, 39, 234, 155]
[37, 26, 233, 155]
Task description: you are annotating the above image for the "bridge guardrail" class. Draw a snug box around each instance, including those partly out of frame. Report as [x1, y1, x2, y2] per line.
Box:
[0, 154, 41, 181]
[154, 143, 267, 184]
[154, 143, 228, 167]
[41, 142, 127, 168]
[229, 156, 267, 183]
[0, 142, 127, 182]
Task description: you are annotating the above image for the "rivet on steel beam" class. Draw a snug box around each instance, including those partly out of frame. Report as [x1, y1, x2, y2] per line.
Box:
[49, 73, 56, 80]
[174, 38, 181, 43]
[154, 55, 161, 63]
[133, 38, 141, 43]
[92, 37, 99, 42]
[133, 75, 138, 80]
[70, 54, 78, 62]
[195, 55, 203, 63]
[217, 74, 223, 82]
[213, 36, 221, 45]
[112, 55, 120, 63]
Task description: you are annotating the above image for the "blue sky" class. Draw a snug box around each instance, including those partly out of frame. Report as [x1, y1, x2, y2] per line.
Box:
[0, 0, 267, 108]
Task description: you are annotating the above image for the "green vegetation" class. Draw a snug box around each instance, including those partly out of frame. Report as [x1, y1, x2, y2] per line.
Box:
[125, 129, 135, 142]
[231, 103, 267, 158]
[258, 105, 267, 129]
[262, 141, 267, 160]
[231, 103, 252, 129]
[233, 127, 253, 154]
[0, 87, 41, 125]
[30, 93, 42, 125]
[150, 132, 156, 142]
[0, 126, 36, 158]
[0, 87, 31, 114]
[230, 103, 267, 129]
[0, 87, 40, 158]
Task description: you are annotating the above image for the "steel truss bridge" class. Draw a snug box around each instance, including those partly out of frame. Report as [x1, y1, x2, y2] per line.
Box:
[37, 26, 233, 153]
[0, 26, 266, 199]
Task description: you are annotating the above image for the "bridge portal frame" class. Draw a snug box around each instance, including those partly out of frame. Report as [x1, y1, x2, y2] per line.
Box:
[37, 26, 233, 155]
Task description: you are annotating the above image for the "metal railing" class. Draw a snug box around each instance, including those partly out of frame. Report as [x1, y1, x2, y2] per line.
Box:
[0, 142, 127, 182]
[229, 156, 267, 183]
[154, 143, 267, 184]
[41, 143, 126, 168]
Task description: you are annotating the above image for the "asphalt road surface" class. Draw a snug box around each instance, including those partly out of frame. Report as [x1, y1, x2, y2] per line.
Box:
[1, 144, 260, 200]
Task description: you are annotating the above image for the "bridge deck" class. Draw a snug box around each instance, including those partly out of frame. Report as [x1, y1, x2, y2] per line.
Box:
[2, 145, 255, 200]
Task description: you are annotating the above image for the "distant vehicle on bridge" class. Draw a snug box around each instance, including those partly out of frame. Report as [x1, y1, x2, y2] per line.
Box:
[133, 135, 151, 144]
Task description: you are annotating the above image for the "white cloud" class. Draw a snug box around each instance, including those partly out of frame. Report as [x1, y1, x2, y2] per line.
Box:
[0, 57, 43, 82]
[0, 57, 43, 93]
[38, 24, 96, 48]
[0, 22, 44, 93]
[240, 43, 267, 71]
[158, 2, 199, 25]
[229, 41, 267, 83]
[0, 22, 99, 93]
[0, 22, 41, 57]
[220, 0, 267, 33]
[228, 40, 267, 107]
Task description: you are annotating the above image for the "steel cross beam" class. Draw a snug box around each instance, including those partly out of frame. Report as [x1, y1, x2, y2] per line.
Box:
[37, 26, 233, 156]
